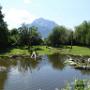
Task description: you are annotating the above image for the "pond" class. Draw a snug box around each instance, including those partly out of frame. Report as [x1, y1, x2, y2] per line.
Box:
[0, 53, 90, 90]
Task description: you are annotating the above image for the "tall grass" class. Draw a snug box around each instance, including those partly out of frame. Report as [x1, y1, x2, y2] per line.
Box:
[61, 79, 90, 90]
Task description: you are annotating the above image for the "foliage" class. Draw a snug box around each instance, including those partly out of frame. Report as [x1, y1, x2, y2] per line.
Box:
[48, 26, 68, 47]
[62, 79, 90, 90]
[74, 21, 90, 46]
[1, 5, 90, 54]
[9, 28, 19, 46]
[18, 24, 42, 47]
[0, 6, 9, 49]
[47, 20, 90, 47]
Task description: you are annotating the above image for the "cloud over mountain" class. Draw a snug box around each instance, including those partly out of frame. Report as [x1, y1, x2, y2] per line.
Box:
[4, 8, 36, 29]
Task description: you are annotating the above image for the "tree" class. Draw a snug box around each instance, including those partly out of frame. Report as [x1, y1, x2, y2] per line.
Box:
[48, 26, 68, 47]
[18, 24, 42, 49]
[74, 21, 89, 46]
[18, 24, 30, 46]
[30, 27, 42, 46]
[69, 31, 73, 49]
[86, 30, 90, 46]
[9, 28, 19, 46]
[85, 22, 90, 46]
[0, 6, 9, 49]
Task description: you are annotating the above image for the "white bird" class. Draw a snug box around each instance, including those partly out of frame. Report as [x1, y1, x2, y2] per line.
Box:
[88, 58, 90, 62]
[31, 51, 37, 59]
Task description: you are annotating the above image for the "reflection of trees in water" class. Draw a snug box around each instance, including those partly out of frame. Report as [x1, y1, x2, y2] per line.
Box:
[75, 68, 90, 75]
[0, 57, 42, 73]
[0, 58, 41, 89]
[0, 71, 8, 90]
[48, 53, 66, 70]
[0, 59, 10, 90]
[17, 58, 40, 72]
[0, 59, 17, 68]
[0, 59, 10, 68]
[0, 54, 68, 90]
[0, 59, 19, 90]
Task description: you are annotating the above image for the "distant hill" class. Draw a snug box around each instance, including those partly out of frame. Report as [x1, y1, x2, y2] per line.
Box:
[27, 18, 58, 38]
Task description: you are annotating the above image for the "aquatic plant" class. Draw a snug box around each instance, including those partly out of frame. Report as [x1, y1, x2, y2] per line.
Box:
[61, 79, 90, 90]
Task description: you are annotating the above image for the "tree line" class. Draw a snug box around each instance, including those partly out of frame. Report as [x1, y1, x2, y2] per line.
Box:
[47, 21, 90, 47]
[0, 6, 42, 50]
[0, 6, 90, 50]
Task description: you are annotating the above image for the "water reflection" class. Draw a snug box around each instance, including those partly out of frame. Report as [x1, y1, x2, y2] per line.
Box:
[17, 59, 40, 72]
[76, 69, 90, 75]
[48, 53, 66, 70]
[0, 71, 8, 90]
[0, 59, 17, 90]
[0, 54, 90, 90]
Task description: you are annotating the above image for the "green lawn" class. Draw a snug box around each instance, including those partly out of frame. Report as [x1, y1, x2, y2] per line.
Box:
[0, 46, 90, 56]
[61, 46, 90, 56]
[32, 46, 60, 55]
[0, 46, 58, 56]
[0, 48, 30, 56]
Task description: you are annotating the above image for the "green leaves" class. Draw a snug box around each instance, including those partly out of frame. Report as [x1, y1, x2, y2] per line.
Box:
[74, 21, 90, 46]
[18, 24, 42, 46]
[0, 6, 9, 49]
[48, 26, 70, 47]
[74, 80, 85, 90]
[62, 79, 90, 90]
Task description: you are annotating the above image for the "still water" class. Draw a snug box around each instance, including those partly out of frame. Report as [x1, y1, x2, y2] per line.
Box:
[0, 54, 90, 90]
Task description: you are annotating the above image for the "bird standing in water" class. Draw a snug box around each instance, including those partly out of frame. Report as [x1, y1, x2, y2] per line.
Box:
[31, 51, 37, 59]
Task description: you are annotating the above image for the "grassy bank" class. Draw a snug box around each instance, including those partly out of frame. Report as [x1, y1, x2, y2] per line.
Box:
[61, 46, 90, 56]
[0, 46, 90, 56]
[0, 46, 58, 56]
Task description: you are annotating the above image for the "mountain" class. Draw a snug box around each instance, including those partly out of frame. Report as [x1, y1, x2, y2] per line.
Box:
[28, 18, 58, 38]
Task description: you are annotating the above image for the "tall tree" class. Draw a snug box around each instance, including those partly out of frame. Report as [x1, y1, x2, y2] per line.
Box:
[9, 28, 19, 46]
[48, 26, 68, 47]
[0, 6, 9, 49]
[74, 21, 89, 46]
[18, 24, 42, 49]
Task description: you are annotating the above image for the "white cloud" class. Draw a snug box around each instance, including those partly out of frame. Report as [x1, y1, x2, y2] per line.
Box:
[4, 8, 36, 29]
[23, 0, 32, 4]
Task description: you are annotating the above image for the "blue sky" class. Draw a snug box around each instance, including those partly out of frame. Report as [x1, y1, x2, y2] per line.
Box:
[1, 0, 90, 29]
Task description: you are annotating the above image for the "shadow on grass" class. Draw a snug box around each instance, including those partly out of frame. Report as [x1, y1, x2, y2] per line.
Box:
[0, 45, 74, 55]
[0, 45, 27, 55]
[52, 45, 72, 50]
[0, 47, 13, 55]
[34, 47, 43, 51]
